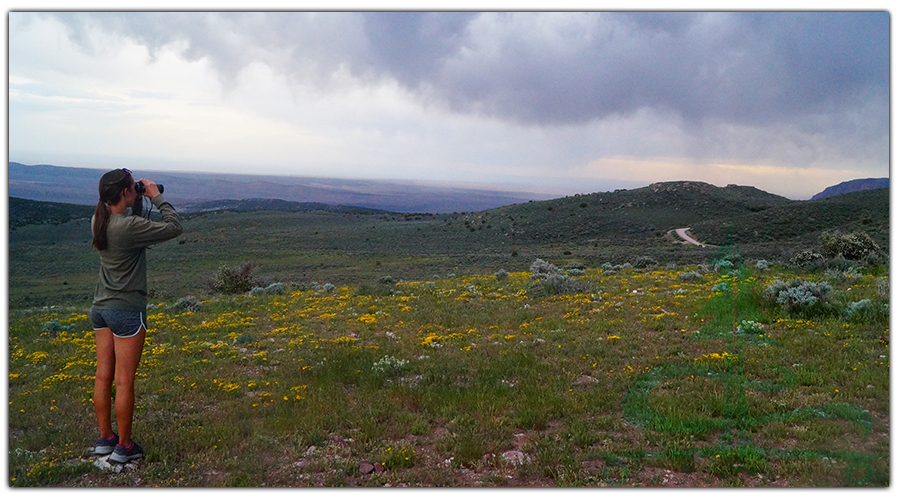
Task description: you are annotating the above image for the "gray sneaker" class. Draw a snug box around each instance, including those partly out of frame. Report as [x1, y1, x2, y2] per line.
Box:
[93, 434, 119, 455]
[109, 441, 144, 464]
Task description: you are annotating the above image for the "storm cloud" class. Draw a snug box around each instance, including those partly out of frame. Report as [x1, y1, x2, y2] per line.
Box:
[41, 12, 887, 127]
[7, 11, 890, 199]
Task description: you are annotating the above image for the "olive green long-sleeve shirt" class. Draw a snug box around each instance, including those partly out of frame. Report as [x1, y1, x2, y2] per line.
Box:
[92, 195, 183, 312]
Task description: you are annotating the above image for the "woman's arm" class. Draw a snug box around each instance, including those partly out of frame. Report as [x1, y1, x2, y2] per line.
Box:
[125, 194, 183, 248]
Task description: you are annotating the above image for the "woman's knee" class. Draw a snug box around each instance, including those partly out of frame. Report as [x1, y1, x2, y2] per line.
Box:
[95, 368, 115, 385]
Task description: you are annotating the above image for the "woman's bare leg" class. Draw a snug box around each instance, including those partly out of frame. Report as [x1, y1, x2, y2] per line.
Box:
[113, 327, 146, 447]
[94, 328, 116, 439]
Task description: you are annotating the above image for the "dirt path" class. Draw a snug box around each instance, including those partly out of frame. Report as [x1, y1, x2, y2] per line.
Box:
[674, 228, 705, 247]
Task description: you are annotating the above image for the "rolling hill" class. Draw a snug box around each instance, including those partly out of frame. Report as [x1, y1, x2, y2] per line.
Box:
[8, 177, 889, 308]
[8, 197, 95, 228]
[691, 188, 889, 249]
[469, 181, 794, 245]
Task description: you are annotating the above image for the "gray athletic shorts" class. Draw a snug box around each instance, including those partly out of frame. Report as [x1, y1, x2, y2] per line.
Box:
[90, 309, 147, 339]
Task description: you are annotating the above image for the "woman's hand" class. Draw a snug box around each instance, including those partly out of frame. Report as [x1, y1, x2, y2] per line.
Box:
[138, 179, 161, 199]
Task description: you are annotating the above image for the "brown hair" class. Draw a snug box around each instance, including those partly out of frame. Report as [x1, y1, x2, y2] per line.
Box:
[91, 168, 134, 250]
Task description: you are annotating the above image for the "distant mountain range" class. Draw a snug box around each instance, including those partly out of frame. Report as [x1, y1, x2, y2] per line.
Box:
[6, 162, 551, 214]
[810, 178, 889, 200]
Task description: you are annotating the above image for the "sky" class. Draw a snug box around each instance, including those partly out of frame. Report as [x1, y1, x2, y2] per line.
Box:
[5, 7, 891, 200]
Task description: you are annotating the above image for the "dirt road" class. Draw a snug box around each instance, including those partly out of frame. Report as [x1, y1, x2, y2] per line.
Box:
[675, 228, 705, 247]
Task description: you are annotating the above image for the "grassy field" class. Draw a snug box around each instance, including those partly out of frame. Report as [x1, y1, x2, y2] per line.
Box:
[8, 260, 889, 487]
[7, 208, 717, 308]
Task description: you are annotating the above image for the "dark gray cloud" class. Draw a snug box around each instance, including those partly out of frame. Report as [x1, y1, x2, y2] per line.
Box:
[425, 12, 888, 128]
[46, 11, 888, 129]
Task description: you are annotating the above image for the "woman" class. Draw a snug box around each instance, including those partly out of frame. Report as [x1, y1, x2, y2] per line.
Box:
[89, 168, 182, 464]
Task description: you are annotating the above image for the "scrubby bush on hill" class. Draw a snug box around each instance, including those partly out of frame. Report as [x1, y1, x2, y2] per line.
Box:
[819, 230, 880, 261]
[737, 320, 765, 336]
[634, 256, 659, 269]
[825, 267, 862, 284]
[678, 270, 703, 281]
[763, 278, 834, 317]
[530, 258, 561, 277]
[713, 259, 733, 272]
[845, 299, 888, 324]
[175, 296, 202, 312]
[41, 319, 68, 335]
[312, 282, 336, 294]
[208, 261, 265, 295]
[248, 282, 286, 297]
[527, 258, 593, 297]
[790, 250, 825, 270]
[528, 272, 593, 298]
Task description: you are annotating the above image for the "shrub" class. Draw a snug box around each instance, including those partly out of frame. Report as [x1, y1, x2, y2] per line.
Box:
[820, 230, 880, 261]
[737, 320, 765, 336]
[528, 272, 593, 297]
[372, 355, 410, 375]
[789, 250, 825, 270]
[41, 319, 68, 335]
[755, 260, 768, 272]
[634, 256, 658, 269]
[824, 256, 854, 272]
[312, 282, 336, 294]
[825, 267, 861, 283]
[567, 268, 586, 276]
[528, 258, 593, 297]
[678, 270, 702, 281]
[355, 281, 394, 297]
[530, 258, 561, 276]
[763, 279, 834, 317]
[875, 277, 889, 297]
[248, 283, 286, 297]
[378, 275, 395, 285]
[712, 259, 733, 272]
[235, 333, 255, 344]
[175, 296, 202, 312]
[208, 262, 264, 294]
[845, 299, 889, 324]
[495, 269, 509, 280]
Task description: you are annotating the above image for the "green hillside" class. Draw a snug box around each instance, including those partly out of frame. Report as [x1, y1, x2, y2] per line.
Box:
[8, 196, 95, 228]
[7, 182, 888, 308]
[473, 181, 793, 244]
[690, 188, 890, 250]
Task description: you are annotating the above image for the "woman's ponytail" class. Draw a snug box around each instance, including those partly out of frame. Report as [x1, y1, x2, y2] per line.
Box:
[91, 168, 134, 251]
[91, 201, 111, 250]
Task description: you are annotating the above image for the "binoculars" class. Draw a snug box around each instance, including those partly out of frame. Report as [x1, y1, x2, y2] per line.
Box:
[135, 181, 164, 195]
